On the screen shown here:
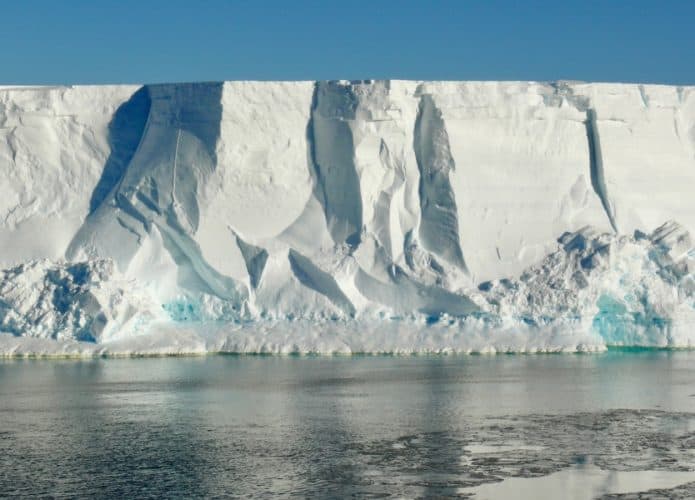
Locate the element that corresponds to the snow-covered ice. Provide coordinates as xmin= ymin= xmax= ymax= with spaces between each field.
xmin=1 ymin=80 xmax=694 ymax=355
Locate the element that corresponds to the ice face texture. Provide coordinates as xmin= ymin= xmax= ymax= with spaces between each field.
xmin=0 ymin=81 xmax=694 ymax=353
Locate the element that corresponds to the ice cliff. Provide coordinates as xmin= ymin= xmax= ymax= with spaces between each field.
xmin=1 ymin=80 xmax=694 ymax=354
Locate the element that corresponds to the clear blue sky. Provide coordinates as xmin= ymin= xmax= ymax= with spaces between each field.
xmin=2 ymin=0 xmax=693 ymax=85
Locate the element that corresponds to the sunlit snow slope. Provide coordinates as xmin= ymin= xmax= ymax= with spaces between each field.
xmin=1 ymin=81 xmax=694 ymax=354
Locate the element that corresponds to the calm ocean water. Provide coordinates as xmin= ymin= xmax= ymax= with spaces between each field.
xmin=3 ymin=352 xmax=695 ymax=498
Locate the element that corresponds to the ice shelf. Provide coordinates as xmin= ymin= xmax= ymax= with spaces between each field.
xmin=1 ymin=80 xmax=694 ymax=353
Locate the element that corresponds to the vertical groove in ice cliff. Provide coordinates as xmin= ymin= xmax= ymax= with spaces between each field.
xmin=549 ymin=82 xmax=618 ymax=235
xmin=88 ymin=86 xmax=151 ymax=215
xmin=585 ymin=108 xmax=619 ymax=233
xmin=372 ymin=139 xmax=406 ymax=260
xmin=70 ymin=83 xmax=248 ymax=303
xmin=307 ymin=82 xmax=363 ymax=249
xmin=413 ymin=94 xmax=468 ymax=272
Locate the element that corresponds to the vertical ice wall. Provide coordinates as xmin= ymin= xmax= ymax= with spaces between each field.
xmin=0 ymin=80 xmax=693 ymax=324
xmin=0 ymin=85 xmax=140 ymax=264
xmin=426 ymin=81 xmax=616 ymax=282
xmin=308 ymin=81 xmax=364 ymax=248
xmin=575 ymin=83 xmax=695 ymax=234
xmin=413 ymin=93 xmax=468 ymax=272
xmin=68 ymin=83 xmax=247 ymax=305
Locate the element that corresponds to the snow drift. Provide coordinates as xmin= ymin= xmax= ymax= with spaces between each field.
xmin=1 ymin=80 xmax=694 ymax=354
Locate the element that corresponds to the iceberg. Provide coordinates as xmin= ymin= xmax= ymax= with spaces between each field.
xmin=1 ymin=80 xmax=693 ymax=355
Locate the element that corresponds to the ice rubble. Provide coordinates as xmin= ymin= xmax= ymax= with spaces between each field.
xmin=0 ymin=80 xmax=694 ymax=354
xmin=473 ymin=221 xmax=695 ymax=347
xmin=0 ymin=259 xmax=164 ymax=343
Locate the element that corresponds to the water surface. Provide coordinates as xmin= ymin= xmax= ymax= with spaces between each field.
xmin=3 ymin=351 xmax=695 ymax=497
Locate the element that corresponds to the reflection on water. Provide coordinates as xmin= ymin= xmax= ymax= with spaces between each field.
xmin=462 ymin=464 xmax=695 ymax=499
xmin=2 ymin=351 xmax=695 ymax=497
